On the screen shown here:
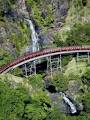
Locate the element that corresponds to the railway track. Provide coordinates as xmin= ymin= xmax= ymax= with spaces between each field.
xmin=0 ymin=46 xmax=90 ymax=73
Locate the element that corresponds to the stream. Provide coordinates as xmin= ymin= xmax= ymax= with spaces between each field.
xmin=44 ymin=79 xmax=78 ymax=115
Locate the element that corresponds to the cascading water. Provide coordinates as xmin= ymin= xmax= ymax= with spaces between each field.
xmin=26 ymin=19 xmax=39 ymax=52
xmin=60 ymin=92 xmax=77 ymax=114
xmin=45 ymin=80 xmax=77 ymax=114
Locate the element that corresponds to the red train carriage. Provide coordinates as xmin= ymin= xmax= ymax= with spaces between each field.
xmin=0 ymin=46 xmax=90 ymax=73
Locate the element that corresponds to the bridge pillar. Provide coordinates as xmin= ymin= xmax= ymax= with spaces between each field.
xmin=34 ymin=61 xmax=36 ymax=75
xmin=60 ymin=54 xmax=62 ymax=71
xmin=76 ymin=52 xmax=79 ymax=62
xmin=47 ymin=55 xmax=62 ymax=77
xmin=88 ymin=52 xmax=90 ymax=63
xmin=47 ymin=56 xmax=52 ymax=77
xmin=24 ymin=63 xmax=28 ymax=77
xmin=76 ymin=52 xmax=90 ymax=63
xmin=23 ymin=61 xmax=36 ymax=77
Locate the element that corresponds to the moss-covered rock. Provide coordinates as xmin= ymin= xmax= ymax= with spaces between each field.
xmin=0 ymin=0 xmax=31 ymax=66
xmin=53 ymin=0 xmax=90 ymax=47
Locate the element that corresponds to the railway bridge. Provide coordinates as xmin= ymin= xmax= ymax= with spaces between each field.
xmin=0 ymin=46 xmax=90 ymax=76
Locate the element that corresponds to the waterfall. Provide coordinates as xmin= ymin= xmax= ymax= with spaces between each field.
xmin=60 ymin=92 xmax=77 ymax=114
xmin=45 ymin=80 xmax=77 ymax=114
xmin=26 ymin=19 xmax=39 ymax=52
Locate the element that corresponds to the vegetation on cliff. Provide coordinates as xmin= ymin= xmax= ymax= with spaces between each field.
xmin=0 ymin=0 xmax=31 ymax=66
xmin=0 ymin=74 xmax=51 ymax=120
xmin=0 ymin=0 xmax=90 ymax=119
xmin=0 ymin=63 xmax=90 ymax=120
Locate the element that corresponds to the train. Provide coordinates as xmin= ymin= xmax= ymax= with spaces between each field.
xmin=0 ymin=45 xmax=90 ymax=73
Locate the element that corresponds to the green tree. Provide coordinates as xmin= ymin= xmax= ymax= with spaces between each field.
xmin=28 ymin=74 xmax=44 ymax=90
xmin=51 ymin=73 xmax=68 ymax=92
xmin=0 ymin=74 xmax=51 ymax=120
xmin=0 ymin=49 xmax=14 ymax=66
xmin=0 ymin=81 xmax=31 ymax=120
xmin=66 ymin=23 xmax=90 ymax=46
xmin=46 ymin=110 xmax=67 ymax=120
xmin=81 ymin=69 xmax=90 ymax=85
xmin=25 ymin=91 xmax=51 ymax=120
xmin=82 ymin=92 xmax=90 ymax=113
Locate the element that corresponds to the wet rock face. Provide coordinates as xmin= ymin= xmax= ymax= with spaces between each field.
xmin=0 ymin=26 xmax=17 ymax=56
xmin=42 ymin=0 xmax=68 ymax=48
xmin=42 ymin=0 xmax=68 ymax=25
xmin=0 ymin=27 xmax=6 ymax=46
xmin=0 ymin=0 xmax=31 ymax=58
xmin=53 ymin=0 xmax=68 ymax=24
xmin=16 ymin=0 xmax=29 ymax=18
xmin=52 ymin=0 xmax=68 ymax=27
xmin=39 ymin=0 xmax=68 ymax=28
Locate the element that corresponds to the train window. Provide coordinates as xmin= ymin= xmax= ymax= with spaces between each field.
xmin=66 ymin=47 xmax=70 ymax=51
xmin=43 ymin=50 xmax=45 ymax=54
xmin=10 ymin=62 xmax=15 ymax=66
xmin=51 ymin=49 xmax=55 ymax=52
xmin=56 ymin=48 xmax=60 ymax=52
xmin=64 ymin=47 xmax=67 ymax=50
xmin=54 ymin=48 xmax=58 ymax=52
xmin=42 ymin=50 xmax=46 ymax=54
xmin=38 ymin=51 xmax=43 ymax=56
xmin=44 ymin=49 xmax=49 ymax=54
xmin=58 ymin=48 xmax=61 ymax=52
xmin=36 ymin=52 xmax=41 ymax=56
xmin=65 ymin=47 xmax=69 ymax=51
xmin=68 ymin=47 xmax=72 ymax=50
xmin=82 ymin=46 xmax=87 ymax=49
xmin=31 ymin=53 xmax=33 ymax=57
xmin=77 ymin=46 xmax=80 ymax=49
xmin=30 ymin=54 xmax=33 ymax=58
xmin=72 ymin=46 xmax=75 ymax=50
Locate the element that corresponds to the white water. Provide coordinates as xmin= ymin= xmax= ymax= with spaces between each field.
xmin=26 ymin=19 xmax=39 ymax=52
xmin=60 ymin=92 xmax=77 ymax=114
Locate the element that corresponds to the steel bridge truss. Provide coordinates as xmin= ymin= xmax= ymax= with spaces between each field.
xmin=76 ymin=52 xmax=89 ymax=62
xmin=21 ymin=52 xmax=90 ymax=77
xmin=22 ymin=61 xmax=36 ymax=77
xmin=47 ymin=55 xmax=62 ymax=77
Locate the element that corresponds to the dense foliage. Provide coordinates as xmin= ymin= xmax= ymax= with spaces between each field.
xmin=0 ymin=75 xmax=51 ymax=120
xmin=81 ymin=68 xmax=90 ymax=85
xmin=26 ymin=0 xmax=54 ymax=29
xmin=53 ymin=23 xmax=90 ymax=47
xmin=51 ymin=73 xmax=68 ymax=92
xmin=0 ymin=49 xmax=14 ymax=66
xmin=66 ymin=23 xmax=90 ymax=46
